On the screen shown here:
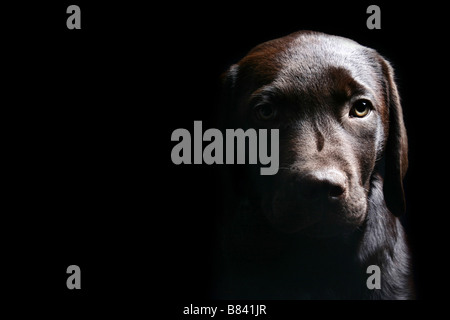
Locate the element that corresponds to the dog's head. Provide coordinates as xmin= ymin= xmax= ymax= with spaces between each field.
xmin=222 ymin=31 xmax=407 ymax=237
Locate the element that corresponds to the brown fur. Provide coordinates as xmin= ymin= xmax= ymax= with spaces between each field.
xmin=216 ymin=31 xmax=414 ymax=299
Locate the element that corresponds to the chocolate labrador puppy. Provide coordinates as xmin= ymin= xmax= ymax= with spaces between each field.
xmin=216 ymin=31 xmax=414 ymax=299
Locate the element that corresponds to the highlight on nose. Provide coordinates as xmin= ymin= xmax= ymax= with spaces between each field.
xmin=297 ymin=169 xmax=347 ymax=201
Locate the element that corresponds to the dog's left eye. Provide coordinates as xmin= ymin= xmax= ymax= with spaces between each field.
xmin=350 ymin=100 xmax=372 ymax=118
xmin=255 ymin=104 xmax=277 ymax=121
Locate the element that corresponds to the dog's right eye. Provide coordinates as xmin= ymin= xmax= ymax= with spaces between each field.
xmin=350 ymin=99 xmax=372 ymax=118
xmin=255 ymin=104 xmax=277 ymax=121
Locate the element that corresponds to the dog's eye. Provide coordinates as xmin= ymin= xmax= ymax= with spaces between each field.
xmin=350 ymin=100 xmax=372 ymax=118
xmin=255 ymin=104 xmax=277 ymax=121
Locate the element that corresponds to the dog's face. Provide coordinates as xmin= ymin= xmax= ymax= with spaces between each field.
xmin=223 ymin=31 xmax=407 ymax=237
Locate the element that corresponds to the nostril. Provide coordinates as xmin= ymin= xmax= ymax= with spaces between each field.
xmin=301 ymin=184 xmax=322 ymax=200
xmin=297 ymin=169 xmax=347 ymax=201
xmin=329 ymin=185 xmax=345 ymax=198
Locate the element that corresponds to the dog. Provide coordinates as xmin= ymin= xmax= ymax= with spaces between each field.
xmin=216 ymin=31 xmax=414 ymax=299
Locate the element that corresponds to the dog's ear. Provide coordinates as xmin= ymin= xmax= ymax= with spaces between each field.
xmin=219 ymin=64 xmax=247 ymax=198
xmin=219 ymin=64 xmax=240 ymax=129
xmin=380 ymin=57 xmax=408 ymax=216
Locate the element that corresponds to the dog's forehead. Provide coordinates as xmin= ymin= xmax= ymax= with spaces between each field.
xmin=281 ymin=32 xmax=366 ymax=68
xmin=240 ymin=32 xmax=381 ymax=99
xmin=280 ymin=34 xmax=375 ymax=85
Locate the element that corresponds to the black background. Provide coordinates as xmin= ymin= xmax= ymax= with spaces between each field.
xmin=6 ymin=0 xmax=449 ymax=316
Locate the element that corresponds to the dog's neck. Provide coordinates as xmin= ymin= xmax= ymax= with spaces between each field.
xmin=220 ymin=174 xmax=413 ymax=299
xmin=356 ymin=173 xmax=414 ymax=299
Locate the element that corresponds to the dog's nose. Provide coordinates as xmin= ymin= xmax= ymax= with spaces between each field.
xmin=298 ymin=169 xmax=347 ymax=201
